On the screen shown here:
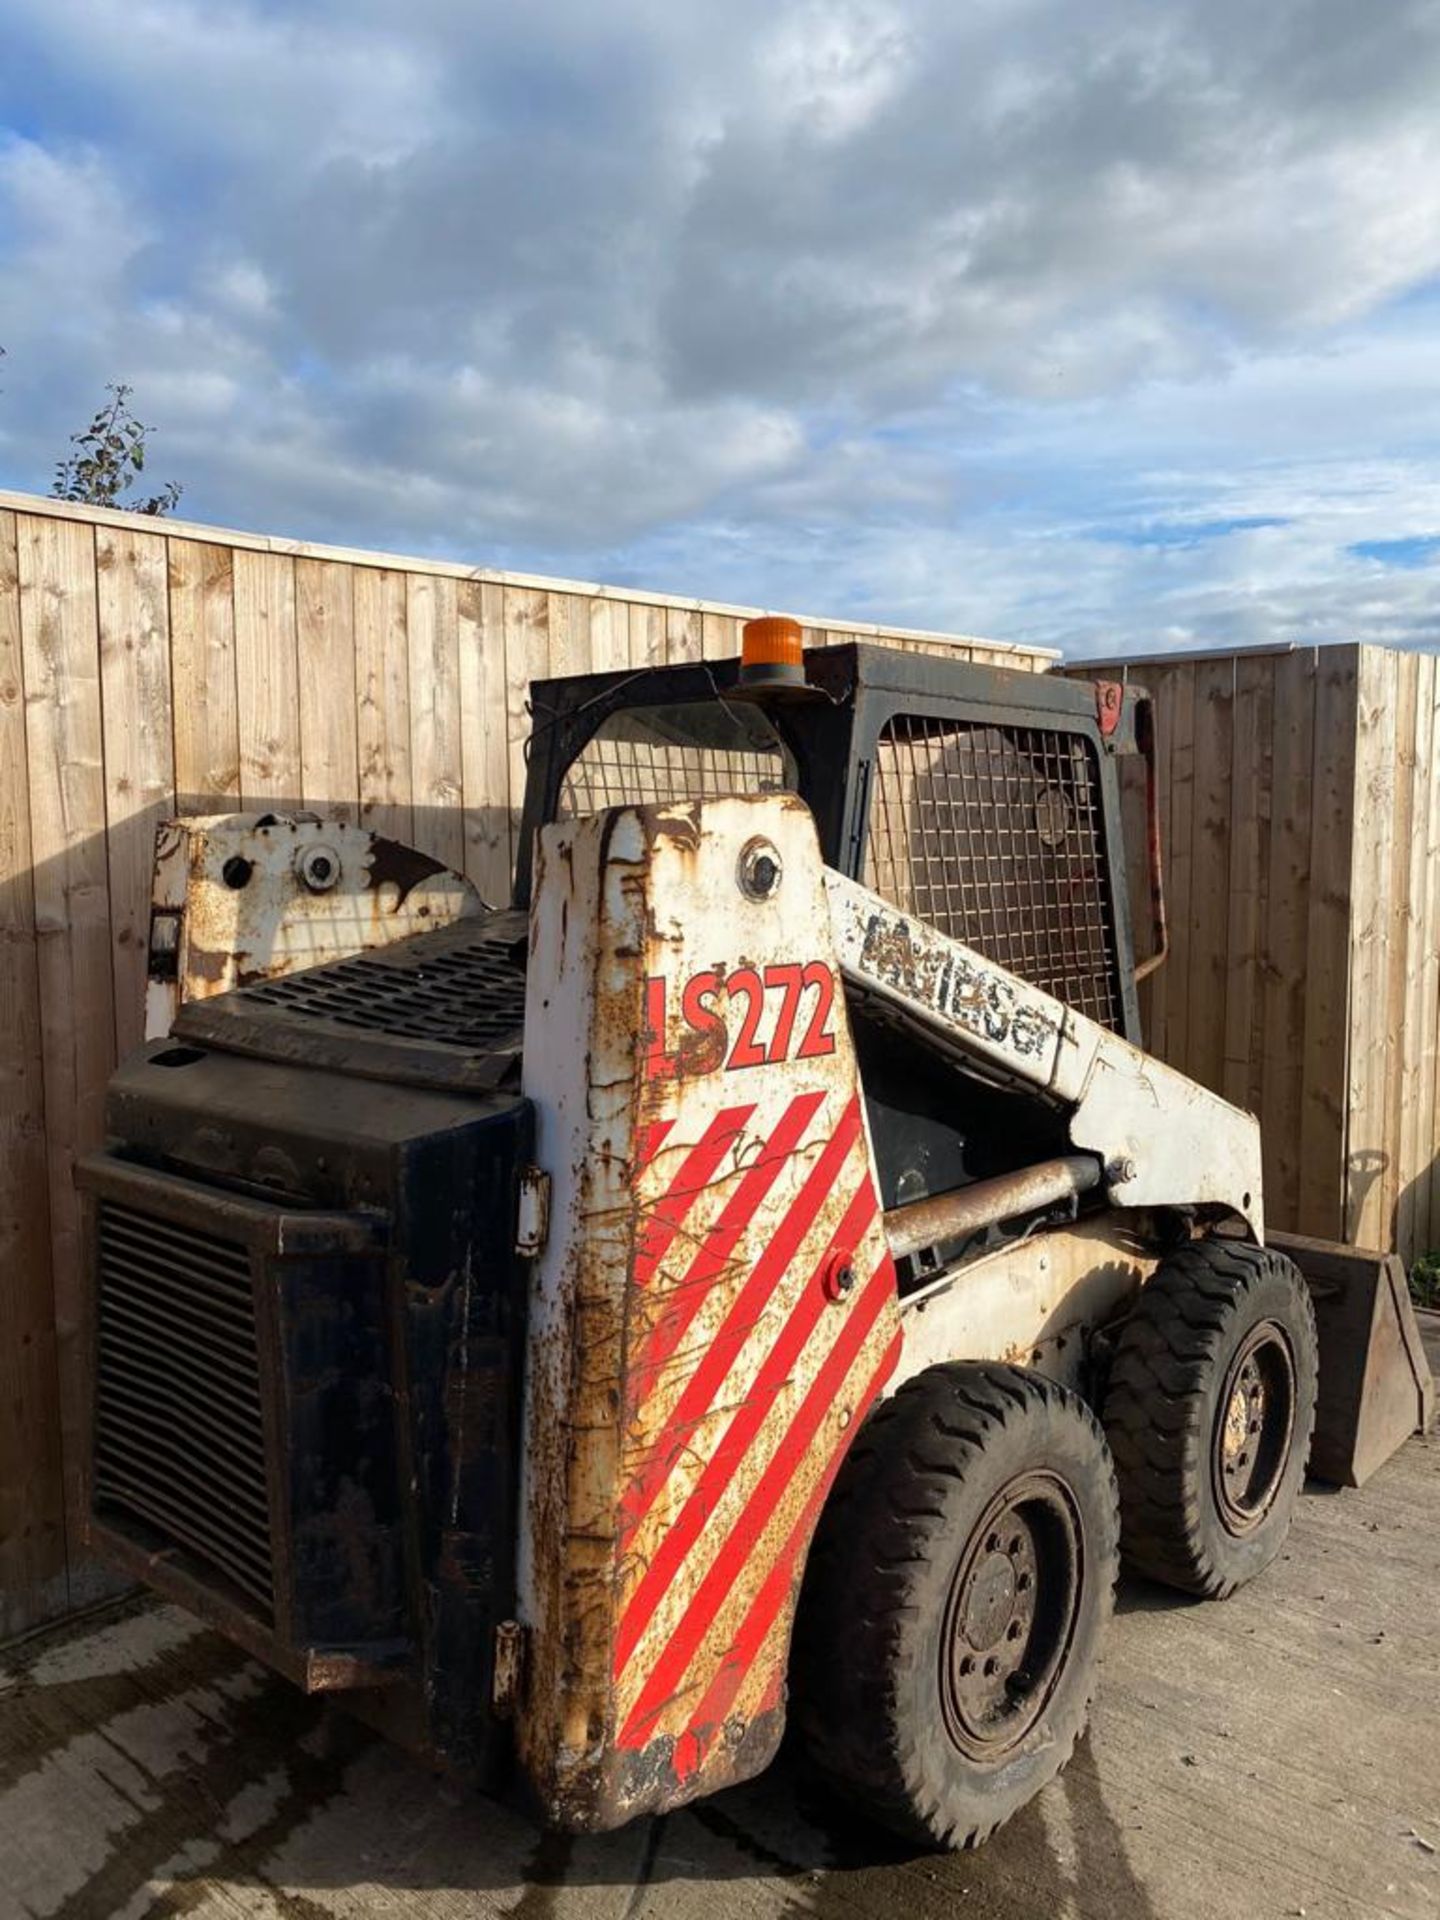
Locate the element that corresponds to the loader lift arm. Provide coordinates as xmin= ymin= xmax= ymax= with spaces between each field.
xmin=824 ymin=868 xmax=1264 ymax=1240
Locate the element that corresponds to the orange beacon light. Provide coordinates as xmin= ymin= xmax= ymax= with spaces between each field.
xmin=739 ymin=615 xmax=807 ymax=690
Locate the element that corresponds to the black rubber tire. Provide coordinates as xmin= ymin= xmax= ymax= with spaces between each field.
xmin=792 ymin=1362 xmax=1119 ymax=1850
xmin=1103 ymin=1236 xmax=1319 ymax=1599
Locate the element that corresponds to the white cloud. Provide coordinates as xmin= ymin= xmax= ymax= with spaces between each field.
xmin=761 ymin=1 xmax=916 ymax=139
xmin=205 ymin=259 xmax=275 ymax=321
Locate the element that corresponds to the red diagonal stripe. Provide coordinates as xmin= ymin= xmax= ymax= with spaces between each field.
xmin=634 ymin=1118 xmax=675 ymax=1173
xmin=614 ymin=1178 xmax=881 ymax=1702
xmin=617 ymin=1094 xmax=864 ymax=1560
xmin=619 ymin=1244 xmax=895 ymax=1746
xmin=672 ymin=1315 xmax=903 ymax=1781
xmin=625 ymin=1089 xmax=827 ymax=1416
xmin=632 ymin=1105 xmax=755 ymax=1287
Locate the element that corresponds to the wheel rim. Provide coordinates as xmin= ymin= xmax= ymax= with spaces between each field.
xmin=939 ymin=1471 xmax=1083 ymax=1764
xmin=1211 ymin=1321 xmax=1297 ymax=1535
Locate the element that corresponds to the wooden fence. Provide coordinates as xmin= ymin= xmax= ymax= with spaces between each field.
xmin=1082 ymin=644 xmax=1440 ymax=1271
xmin=0 ymin=489 xmax=1049 ymax=1640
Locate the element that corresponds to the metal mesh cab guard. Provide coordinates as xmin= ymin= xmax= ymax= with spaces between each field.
xmin=866 ymin=713 xmax=1124 ymax=1030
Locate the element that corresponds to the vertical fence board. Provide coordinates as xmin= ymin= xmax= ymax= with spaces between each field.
xmin=1297 ymin=647 xmax=1360 ymax=1242
xmin=629 ymin=603 xmax=665 ymax=670
xmin=1161 ymin=665 xmax=1196 ymax=1074
xmin=1222 ymin=655 xmax=1273 ymax=1113
xmin=1420 ymin=665 xmax=1440 ymax=1259
xmin=168 ymin=540 xmax=239 ymax=807
xmin=1345 ymin=649 xmax=1399 ymax=1247
xmin=665 ymin=606 xmax=703 ymax=664
xmin=1396 ymin=653 xmax=1435 ymax=1262
xmin=546 ymin=591 xmax=591 ymax=681
xmin=17 ymin=513 xmax=115 ymax=1532
xmin=234 ymin=551 xmax=300 ymax=802
xmin=702 ymin=610 xmax=741 ymax=661
xmin=1259 ymin=650 xmax=1318 ymax=1232
xmin=458 ymin=579 xmax=512 ymax=905
xmin=1138 ymin=664 xmax=1175 ymax=1058
xmin=588 ymin=598 xmax=630 ymax=675
xmin=504 ymin=587 xmax=549 ymax=875
xmin=406 ymin=574 xmax=465 ymax=874
xmin=1186 ymin=659 xmax=1235 ymax=1096
xmin=297 ymin=559 xmax=358 ymax=817
xmin=0 ymin=511 xmax=66 ymax=1635
xmin=1380 ymin=653 xmax=1420 ymax=1248
xmin=96 ymin=525 xmax=175 ymax=1059
xmin=353 ymin=569 xmax=412 ymax=845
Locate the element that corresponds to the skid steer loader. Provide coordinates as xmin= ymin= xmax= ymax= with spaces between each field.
xmin=78 ymin=620 xmax=1432 ymax=1848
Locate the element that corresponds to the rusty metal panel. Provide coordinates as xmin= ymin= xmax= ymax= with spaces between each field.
xmin=145 ymin=812 xmax=479 ymax=1037
xmin=1269 ymin=1231 xmax=1435 ymax=1486
xmin=518 ymin=795 xmax=901 ymax=1830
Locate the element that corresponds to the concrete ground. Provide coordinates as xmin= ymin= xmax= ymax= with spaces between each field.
xmin=4 ymin=1337 xmax=1437 ymax=1920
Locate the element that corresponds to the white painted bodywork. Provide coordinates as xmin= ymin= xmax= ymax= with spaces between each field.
xmin=145 ymin=813 xmax=479 ymax=1036
xmin=892 ymin=1216 xmax=1162 ymax=1396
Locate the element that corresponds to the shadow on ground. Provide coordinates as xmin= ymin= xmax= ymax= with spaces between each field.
xmin=0 ymin=1581 xmax=1164 ymax=1920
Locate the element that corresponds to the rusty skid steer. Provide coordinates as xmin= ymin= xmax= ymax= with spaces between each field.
xmin=78 ymin=623 xmax=1433 ymax=1848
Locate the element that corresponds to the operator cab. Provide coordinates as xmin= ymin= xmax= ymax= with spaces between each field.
xmin=520 ymin=633 xmax=1155 ymax=1251
xmin=520 ymin=637 xmax=1147 ymax=1045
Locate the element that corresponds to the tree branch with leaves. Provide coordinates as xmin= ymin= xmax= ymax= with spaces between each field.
xmin=51 ymin=383 xmax=182 ymax=516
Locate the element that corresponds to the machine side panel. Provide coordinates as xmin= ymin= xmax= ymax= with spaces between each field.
xmin=146 ymin=812 xmax=479 ymax=1035
xmin=518 ymin=797 xmax=901 ymax=1830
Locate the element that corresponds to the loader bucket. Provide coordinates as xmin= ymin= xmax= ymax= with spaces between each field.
xmin=1270 ymin=1231 xmax=1435 ymax=1487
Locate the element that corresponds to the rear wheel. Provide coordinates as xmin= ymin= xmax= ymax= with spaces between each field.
xmin=1103 ymin=1236 xmax=1318 ymax=1598
xmin=792 ymin=1363 xmax=1119 ymax=1850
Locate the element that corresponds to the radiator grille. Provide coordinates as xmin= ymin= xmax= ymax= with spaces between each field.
xmin=94 ymin=1202 xmax=274 ymax=1618
xmin=866 ymin=715 xmax=1123 ymax=1029
xmin=237 ymin=922 xmax=527 ymax=1049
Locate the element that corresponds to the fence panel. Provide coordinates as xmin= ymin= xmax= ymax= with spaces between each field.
xmin=1069 ymin=643 xmax=1440 ymax=1265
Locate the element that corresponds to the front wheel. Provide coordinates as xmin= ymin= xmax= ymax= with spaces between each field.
xmin=792 ymin=1363 xmax=1120 ymax=1850
xmin=1103 ymin=1236 xmax=1319 ymax=1598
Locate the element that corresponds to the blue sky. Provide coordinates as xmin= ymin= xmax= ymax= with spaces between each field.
xmin=1 ymin=0 xmax=1439 ymax=657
